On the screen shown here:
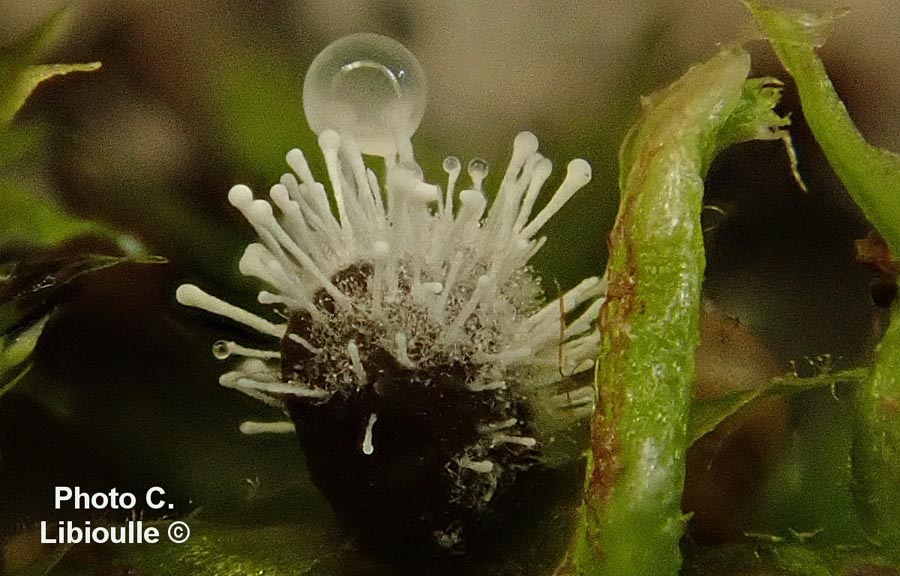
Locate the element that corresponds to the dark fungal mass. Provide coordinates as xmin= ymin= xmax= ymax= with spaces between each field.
xmin=281 ymin=264 xmax=543 ymax=562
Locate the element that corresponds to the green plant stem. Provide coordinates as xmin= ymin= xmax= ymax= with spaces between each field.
xmin=745 ymin=1 xmax=900 ymax=255
xmin=853 ymin=303 xmax=900 ymax=544
xmin=575 ymin=49 xmax=753 ymax=576
xmin=746 ymin=0 xmax=900 ymax=546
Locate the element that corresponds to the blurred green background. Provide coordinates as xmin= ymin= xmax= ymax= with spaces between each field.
xmin=2 ymin=0 xmax=900 ymax=574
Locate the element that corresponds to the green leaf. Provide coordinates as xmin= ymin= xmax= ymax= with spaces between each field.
xmin=717 ymin=76 xmax=806 ymax=190
xmin=746 ymin=0 xmax=900 ymax=546
xmin=0 ymin=180 xmax=144 ymax=255
xmin=0 ymin=253 xmax=166 ymax=333
xmin=716 ymin=77 xmax=789 ymax=150
xmin=688 ymin=368 xmax=868 ymax=445
xmin=0 ymin=315 xmax=47 ymax=399
xmin=0 ymin=14 xmax=116 ymax=256
xmin=853 ymin=303 xmax=900 ymax=543
xmin=575 ymin=48 xmax=782 ymax=576
xmin=0 ymin=253 xmax=166 ymax=395
xmin=0 ymin=61 xmax=101 ymax=125
xmin=745 ymin=0 xmax=900 ymax=254
xmin=685 ymin=540 xmax=900 ymax=576
xmin=0 ymin=9 xmax=100 ymax=126
xmin=100 ymin=522 xmax=338 ymax=576
xmin=4 ymin=520 xmax=398 ymax=576
xmin=574 ymin=45 xmax=796 ymax=575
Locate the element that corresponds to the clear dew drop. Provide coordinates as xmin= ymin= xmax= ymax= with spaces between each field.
xmin=303 ymin=33 xmax=427 ymax=157
xmin=212 ymin=340 xmax=231 ymax=360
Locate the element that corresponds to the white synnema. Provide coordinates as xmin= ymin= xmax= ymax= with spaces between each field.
xmin=176 ymin=129 xmax=603 ymax=449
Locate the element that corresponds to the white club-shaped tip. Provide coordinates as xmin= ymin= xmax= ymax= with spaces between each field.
xmin=228 ymin=184 xmax=254 ymax=208
xmin=514 ymin=131 xmax=540 ymax=155
xmin=286 ymin=148 xmax=303 ymax=163
xmin=567 ymin=158 xmax=592 ymax=186
xmin=249 ymin=199 xmax=275 ymax=221
xmin=270 ymin=183 xmax=290 ymax=204
xmin=175 ymin=284 xmax=203 ymax=306
xmin=443 ymin=156 xmax=461 ymax=174
xmin=318 ymin=129 xmax=341 ymax=152
xmin=535 ymin=158 xmax=553 ymax=179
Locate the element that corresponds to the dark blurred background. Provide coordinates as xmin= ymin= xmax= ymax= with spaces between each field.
xmin=2 ymin=0 xmax=900 ymax=572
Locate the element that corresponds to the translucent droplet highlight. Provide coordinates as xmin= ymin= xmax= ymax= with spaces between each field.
xmin=303 ymin=33 xmax=427 ymax=157
xmin=212 ymin=340 xmax=231 ymax=360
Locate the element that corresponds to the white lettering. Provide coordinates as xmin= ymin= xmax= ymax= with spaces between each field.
xmin=52 ymin=487 xmax=139 ymax=510
xmin=146 ymin=487 xmax=166 ymax=509
xmin=39 ymin=520 xmax=165 ymax=545
xmin=54 ymin=487 xmax=72 ymax=510
xmin=119 ymin=491 xmax=136 ymax=509
xmin=40 ymin=521 xmax=56 ymax=544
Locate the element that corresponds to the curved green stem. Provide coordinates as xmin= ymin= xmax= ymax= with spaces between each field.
xmin=854 ymin=305 xmax=900 ymax=544
xmin=745 ymin=1 xmax=900 ymax=255
xmin=574 ymin=48 xmax=790 ymax=575
xmin=746 ymin=0 xmax=900 ymax=545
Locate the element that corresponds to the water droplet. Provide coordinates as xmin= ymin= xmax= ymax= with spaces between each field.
xmin=212 ymin=340 xmax=231 ymax=360
xmin=303 ymin=33 xmax=427 ymax=157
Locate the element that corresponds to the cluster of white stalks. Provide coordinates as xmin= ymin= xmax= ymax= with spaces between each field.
xmin=176 ymin=128 xmax=604 ymax=465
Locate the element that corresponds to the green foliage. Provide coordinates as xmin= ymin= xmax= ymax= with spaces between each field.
xmin=6 ymin=4 xmax=900 ymax=576
xmin=85 ymin=522 xmax=337 ymax=576
xmin=747 ymin=0 xmax=900 ymax=550
xmin=685 ymin=541 xmax=900 ymax=576
xmin=0 ymin=180 xmax=143 ymax=254
xmin=4 ymin=522 xmax=339 ymax=576
xmin=0 ymin=13 xmax=160 ymax=398
xmin=0 ymin=61 xmax=100 ymax=125
xmin=571 ymin=4 xmax=900 ymax=571
xmin=745 ymin=1 xmax=900 ymax=255
xmin=0 ymin=9 xmax=100 ymax=126
xmin=0 ymin=10 xmax=98 ymax=175
xmin=0 ymin=253 xmax=165 ymax=397
xmin=0 ymin=315 xmax=47 ymax=398
xmin=574 ymin=48 xmax=793 ymax=576
xmin=715 ymin=77 xmax=789 ymax=152
xmin=854 ymin=305 xmax=900 ymax=543
xmin=688 ymin=368 xmax=866 ymax=444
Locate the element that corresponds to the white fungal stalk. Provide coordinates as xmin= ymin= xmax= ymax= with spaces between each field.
xmin=176 ymin=128 xmax=602 ymax=428
xmin=176 ymin=32 xmax=605 ymax=554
